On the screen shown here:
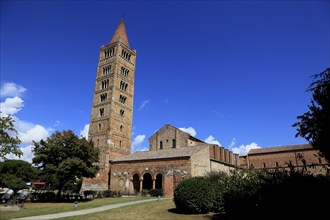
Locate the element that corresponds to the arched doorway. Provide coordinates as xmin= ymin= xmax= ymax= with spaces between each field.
xmin=155 ymin=173 xmax=163 ymax=189
xmin=142 ymin=173 xmax=152 ymax=190
xmin=132 ymin=174 xmax=140 ymax=193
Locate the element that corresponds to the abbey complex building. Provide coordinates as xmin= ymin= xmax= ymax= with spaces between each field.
xmin=80 ymin=19 xmax=328 ymax=197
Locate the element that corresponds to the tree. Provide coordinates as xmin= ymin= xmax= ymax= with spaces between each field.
xmin=293 ymin=67 xmax=330 ymax=161
xmin=0 ymin=159 xmax=40 ymax=193
xmin=32 ymin=130 xmax=99 ymax=197
xmin=0 ymin=114 xmax=22 ymax=160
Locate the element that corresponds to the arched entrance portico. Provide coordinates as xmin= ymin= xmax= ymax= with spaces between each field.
xmin=142 ymin=173 xmax=152 ymax=190
xmin=155 ymin=173 xmax=163 ymax=189
xmin=132 ymin=174 xmax=140 ymax=193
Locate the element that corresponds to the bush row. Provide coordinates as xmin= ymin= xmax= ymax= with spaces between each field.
xmin=173 ymin=168 xmax=330 ymax=218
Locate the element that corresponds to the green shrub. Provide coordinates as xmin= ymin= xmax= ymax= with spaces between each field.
xmin=205 ymin=171 xmax=228 ymax=213
xmin=255 ymin=171 xmax=330 ymax=218
xmin=83 ymin=190 xmax=97 ymax=198
xmin=141 ymin=189 xmax=149 ymax=197
xmin=30 ymin=191 xmax=56 ymax=202
xmin=174 ymin=176 xmax=215 ymax=214
xmin=149 ymin=189 xmax=162 ymax=197
xmin=222 ymin=168 xmax=265 ymax=218
xmin=102 ymin=190 xmax=112 ymax=197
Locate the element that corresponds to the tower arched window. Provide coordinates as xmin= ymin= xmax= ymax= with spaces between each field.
xmin=120 ymin=125 xmax=123 ymax=132
xmin=119 ymin=95 xmax=127 ymax=104
xmin=103 ymin=65 xmax=111 ymax=76
xmin=160 ymin=141 xmax=163 ymax=150
xmin=121 ymin=67 xmax=129 ymax=78
xmin=104 ymin=48 xmax=114 ymax=58
xmin=99 ymin=108 xmax=104 ymax=116
xmin=100 ymin=93 xmax=107 ymax=102
xmin=121 ymin=49 xmax=131 ymax=62
xmin=120 ymin=109 xmax=125 ymax=117
xmin=172 ymin=139 xmax=176 ymax=148
xmin=98 ymin=123 xmax=101 ymax=131
xmin=101 ymin=79 xmax=109 ymax=90
xmin=120 ymin=81 xmax=128 ymax=91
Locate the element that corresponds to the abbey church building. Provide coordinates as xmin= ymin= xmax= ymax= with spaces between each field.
xmin=81 ymin=19 xmax=328 ymax=197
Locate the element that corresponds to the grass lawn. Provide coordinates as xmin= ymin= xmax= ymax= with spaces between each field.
xmin=0 ymin=196 xmax=153 ymax=220
xmin=0 ymin=197 xmax=214 ymax=220
xmin=58 ymin=198 xmax=212 ymax=220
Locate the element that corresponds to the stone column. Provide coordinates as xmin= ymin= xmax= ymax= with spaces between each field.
xmin=129 ymin=178 xmax=134 ymax=194
xmin=140 ymin=178 xmax=143 ymax=192
xmin=152 ymin=179 xmax=156 ymax=189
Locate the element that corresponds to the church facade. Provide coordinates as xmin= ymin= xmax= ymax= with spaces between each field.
xmin=81 ymin=19 xmax=328 ymax=196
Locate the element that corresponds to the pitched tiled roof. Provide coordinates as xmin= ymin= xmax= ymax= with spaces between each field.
xmin=111 ymin=145 xmax=208 ymax=162
xmin=248 ymin=144 xmax=313 ymax=155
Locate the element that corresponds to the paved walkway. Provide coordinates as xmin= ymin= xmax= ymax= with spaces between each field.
xmin=11 ymin=198 xmax=164 ymax=220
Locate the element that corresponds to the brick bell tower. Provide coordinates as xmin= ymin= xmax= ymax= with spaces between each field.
xmin=81 ymin=19 xmax=136 ymax=192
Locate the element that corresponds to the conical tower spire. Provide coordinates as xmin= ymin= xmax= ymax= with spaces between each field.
xmin=110 ymin=18 xmax=130 ymax=47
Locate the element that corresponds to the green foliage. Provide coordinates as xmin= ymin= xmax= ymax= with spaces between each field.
xmin=293 ymin=67 xmax=330 ymax=161
xmin=205 ymin=171 xmax=228 ymax=213
xmin=218 ymin=168 xmax=330 ymax=219
xmin=83 ymin=190 xmax=97 ymax=198
xmin=0 ymin=160 xmax=40 ymax=192
xmin=32 ymin=130 xmax=100 ymax=197
xmin=174 ymin=176 xmax=216 ymax=214
xmin=173 ymin=168 xmax=330 ymax=218
xmin=255 ymin=171 xmax=330 ymax=218
xmin=30 ymin=191 xmax=57 ymax=202
xmin=221 ymin=168 xmax=266 ymax=217
xmin=149 ymin=188 xmax=163 ymax=197
xmin=0 ymin=114 xmax=22 ymax=160
xmin=141 ymin=189 xmax=149 ymax=197
xmin=102 ymin=190 xmax=112 ymax=198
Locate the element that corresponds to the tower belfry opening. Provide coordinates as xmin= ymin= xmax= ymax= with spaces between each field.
xmin=81 ymin=19 xmax=136 ymax=192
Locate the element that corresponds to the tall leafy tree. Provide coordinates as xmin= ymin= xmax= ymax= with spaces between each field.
xmin=0 ymin=159 xmax=40 ymax=193
xmin=32 ymin=130 xmax=99 ymax=197
xmin=0 ymin=114 xmax=22 ymax=160
xmin=293 ymin=68 xmax=330 ymax=161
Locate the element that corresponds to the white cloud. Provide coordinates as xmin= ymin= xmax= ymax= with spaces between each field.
xmin=0 ymin=82 xmax=52 ymax=163
xmin=18 ymin=124 xmax=49 ymax=144
xmin=53 ymin=120 xmax=62 ymax=127
xmin=179 ymin=127 xmax=196 ymax=137
xmin=232 ymin=142 xmax=262 ymax=156
xmin=7 ymin=145 xmax=34 ymax=163
xmin=0 ymin=96 xmax=24 ymax=116
xmin=0 ymin=82 xmax=27 ymax=98
xmin=132 ymin=134 xmax=147 ymax=152
xmin=228 ymin=138 xmax=236 ymax=150
xmin=204 ymin=135 xmax=221 ymax=146
xmin=138 ymin=100 xmax=150 ymax=111
xmin=80 ymin=124 xmax=89 ymax=140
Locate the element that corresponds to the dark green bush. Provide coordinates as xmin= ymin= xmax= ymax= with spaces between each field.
xmin=149 ymin=189 xmax=162 ymax=197
xmin=205 ymin=171 xmax=228 ymax=213
xmin=221 ymin=168 xmax=330 ymax=219
xmin=102 ymin=190 xmax=112 ymax=197
xmin=141 ymin=189 xmax=149 ymax=197
xmin=255 ymin=171 xmax=330 ymax=218
xmin=174 ymin=176 xmax=216 ymax=214
xmin=30 ymin=191 xmax=56 ymax=202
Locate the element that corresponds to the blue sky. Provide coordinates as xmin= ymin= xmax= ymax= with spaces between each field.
xmin=1 ymin=0 xmax=329 ymax=162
